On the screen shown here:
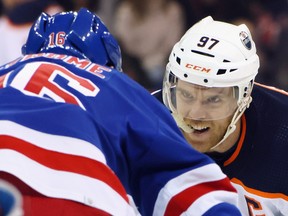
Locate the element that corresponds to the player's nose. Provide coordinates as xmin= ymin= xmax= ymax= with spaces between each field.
xmin=186 ymin=101 xmax=207 ymax=120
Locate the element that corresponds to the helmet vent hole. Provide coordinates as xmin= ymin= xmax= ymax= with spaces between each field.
xmin=217 ymin=69 xmax=226 ymax=75
xmin=204 ymin=79 xmax=208 ymax=83
xmin=184 ymin=73 xmax=188 ymax=78
xmin=180 ymin=48 xmax=184 ymax=52
xmin=229 ymin=69 xmax=237 ymax=72
xmin=176 ymin=57 xmax=181 ymax=65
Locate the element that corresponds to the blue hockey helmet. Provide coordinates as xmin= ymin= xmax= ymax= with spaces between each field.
xmin=22 ymin=8 xmax=122 ymax=71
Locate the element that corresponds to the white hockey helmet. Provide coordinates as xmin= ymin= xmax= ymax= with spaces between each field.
xmin=163 ymin=16 xmax=260 ymax=147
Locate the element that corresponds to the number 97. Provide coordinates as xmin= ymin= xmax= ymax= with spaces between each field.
xmin=197 ymin=37 xmax=219 ymax=50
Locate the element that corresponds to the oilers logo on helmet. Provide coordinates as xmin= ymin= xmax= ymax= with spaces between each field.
xmin=239 ymin=31 xmax=252 ymax=50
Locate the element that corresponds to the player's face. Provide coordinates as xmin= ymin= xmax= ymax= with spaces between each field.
xmin=174 ymin=81 xmax=238 ymax=152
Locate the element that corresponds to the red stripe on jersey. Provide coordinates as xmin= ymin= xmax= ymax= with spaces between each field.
xmin=0 ymin=135 xmax=128 ymax=203
xmin=0 ymin=74 xmax=7 ymax=88
xmin=164 ymin=177 xmax=236 ymax=216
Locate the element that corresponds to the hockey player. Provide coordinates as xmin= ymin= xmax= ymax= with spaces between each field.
xmin=0 ymin=8 xmax=241 ymax=216
xmin=153 ymin=16 xmax=288 ymax=215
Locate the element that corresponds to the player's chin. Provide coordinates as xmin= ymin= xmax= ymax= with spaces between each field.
xmin=183 ymin=134 xmax=212 ymax=153
xmin=192 ymin=143 xmax=211 ymax=153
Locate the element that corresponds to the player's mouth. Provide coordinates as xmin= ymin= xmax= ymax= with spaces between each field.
xmin=188 ymin=124 xmax=210 ymax=134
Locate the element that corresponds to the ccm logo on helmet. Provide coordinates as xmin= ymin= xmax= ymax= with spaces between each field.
xmin=185 ymin=64 xmax=211 ymax=73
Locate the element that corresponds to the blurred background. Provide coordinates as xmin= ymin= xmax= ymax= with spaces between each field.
xmin=0 ymin=0 xmax=287 ymax=92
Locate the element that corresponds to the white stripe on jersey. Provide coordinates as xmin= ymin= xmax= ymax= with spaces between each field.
xmin=153 ymin=163 xmax=238 ymax=216
xmin=182 ymin=190 xmax=239 ymax=216
xmin=0 ymin=120 xmax=136 ymax=216
xmin=0 ymin=120 xmax=106 ymax=163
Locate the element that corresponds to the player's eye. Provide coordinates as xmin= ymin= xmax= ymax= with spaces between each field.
xmin=206 ymin=96 xmax=221 ymax=104
xmin=179 ymin=89 xmax=194 ymax=100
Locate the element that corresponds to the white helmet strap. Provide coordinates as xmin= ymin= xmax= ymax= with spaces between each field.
xmin=210 ymin=95 xmax=252 ymax=150
xmin=172 ymin=113 xmax=193 ymax=133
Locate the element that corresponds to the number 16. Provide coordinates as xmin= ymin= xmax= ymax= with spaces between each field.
xmin=48 ymin=32 xmax=66 ymax=47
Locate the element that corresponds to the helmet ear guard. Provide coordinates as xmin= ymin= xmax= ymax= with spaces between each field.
xmin=102 ymin=33 xmax=122 ymax=71
xmin=22 ymin=8 xmax=122 ymax=71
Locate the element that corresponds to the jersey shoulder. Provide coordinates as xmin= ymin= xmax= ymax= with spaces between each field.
xmin=252 ymin=83 xmax=288 ymax=109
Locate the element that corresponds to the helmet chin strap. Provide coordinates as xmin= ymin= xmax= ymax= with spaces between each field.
xmin=172 ymin=113 xmax=193 ymax=133
xmin=210 ymin=96 xmax=252 ymax=151
xmin=210 ymin=108 xmax=242 ymax=150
